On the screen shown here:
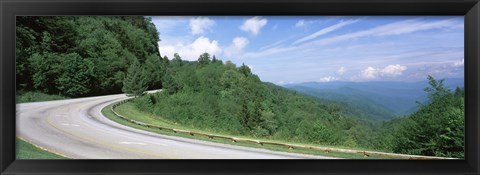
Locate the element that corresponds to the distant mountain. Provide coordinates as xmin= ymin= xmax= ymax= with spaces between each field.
xmin=284 ymin=78 xmax=464 ymax=120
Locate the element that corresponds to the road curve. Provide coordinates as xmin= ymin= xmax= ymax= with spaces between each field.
xmin=17 ymin=94 xmax=337 ymax=159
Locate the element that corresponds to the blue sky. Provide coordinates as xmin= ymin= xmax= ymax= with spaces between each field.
xmin=150 ymin=16 xmax=464 ymax=85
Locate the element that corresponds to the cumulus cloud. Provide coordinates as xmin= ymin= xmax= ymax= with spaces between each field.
xmin=337 ymin=66 xmax=347 ymax=75
xmin=295 ymin=20 xmax=306 ymax=28
xmin=158 ymin=36 xmax=221 ymax=61
xmin=240 ymin=16 xmax=268 ymax=35
xmin=361 ymin=67 xmax=379 ymax=79
xmin=360 ymin=64 xmax=407 ymax=79
xmin=381 ymin=64 xmax=408 ymax=77
xmin=224 ymin=37 xmax=249 ymax=58
xmin=453 ymin=58 xmax=464 ymax=67
xmin=319 ymin=76 xmax=339 ymax=82
xmin=190 ymin=17 xmax=215 ymax=35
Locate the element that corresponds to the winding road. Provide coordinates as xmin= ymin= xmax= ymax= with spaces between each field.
xmin=16 ymin=93 xmax=336 ymax=159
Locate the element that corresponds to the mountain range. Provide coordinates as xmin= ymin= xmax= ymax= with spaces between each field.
xmin=283 ymin=78 xmax=464 ymax=121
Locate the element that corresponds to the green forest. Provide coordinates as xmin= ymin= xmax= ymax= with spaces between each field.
xmin=16 ymin=16 xmax=163 ymax=97
xmin=16 ymin=16 xmax=465 ymax=158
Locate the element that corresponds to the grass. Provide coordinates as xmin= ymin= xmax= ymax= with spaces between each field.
xmin=16 ymin=137 xmax=67 ymax=159
xmin=16 ymin=91 xmax=69 ymax=103
xmin=103 ymin=102 xmax=397 ymax=159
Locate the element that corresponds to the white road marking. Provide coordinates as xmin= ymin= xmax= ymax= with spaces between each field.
xmin=60 ymin=123 xmax=80 ymax=127
xmin=119 ymin=141 xmax=147 ymax=145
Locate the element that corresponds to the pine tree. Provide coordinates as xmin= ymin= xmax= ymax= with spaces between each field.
xmin=122 ymin=61 xmax=148 ymax=97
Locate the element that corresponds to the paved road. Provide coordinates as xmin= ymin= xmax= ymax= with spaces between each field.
xmin=17 ymin=94 xmax=337 ymax=159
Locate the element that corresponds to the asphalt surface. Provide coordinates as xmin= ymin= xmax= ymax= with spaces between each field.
xmin=16 ymin=93 xmax=337 ymax=159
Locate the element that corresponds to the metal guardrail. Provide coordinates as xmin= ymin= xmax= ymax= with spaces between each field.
xmin=111 ymin=99 xmax=458 ymax=160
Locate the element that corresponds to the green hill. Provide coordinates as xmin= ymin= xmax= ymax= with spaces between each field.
xmin=16 ymin=16 xmax=164 ymax=97
xmin=133 ymin=55 xmax=375 ymax=147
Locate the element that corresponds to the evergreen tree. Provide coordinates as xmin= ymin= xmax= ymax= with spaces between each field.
xmin=122 ymin=62 xmax=148 ymax=97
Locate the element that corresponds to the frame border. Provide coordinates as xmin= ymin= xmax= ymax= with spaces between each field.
xmin=1 ymin=0 xmax=479 ymax=174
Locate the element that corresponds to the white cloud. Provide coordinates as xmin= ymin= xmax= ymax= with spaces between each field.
xmin=293 ymin=19 xmax=360 ymax=45
xmin=158 ymin=36 xmax=221 ymax=61
xmin=243 ymin=46 xmax=299 ymax=59
xmin=190 ymin=17 xmax=215 ymax=35
xmin=150 ymin=16 xmax=189 ymax=34
xmin=361 ymin=67 xmax=379 ymax=79
xmin=259 ymin=40 xmax=285 ymax=51
xmin=359 ymin=64 xmax=407 ymax=79
xmin=381 ymin=64 xmax=408 ymax=77
xmin=453 ymin=58 xmax=464 ymax=67
xmin=337 ymin=66 xmax=347 ymax=75
xmin=295 ymin=20 xmax=306 ymax=28
xmin=225 ymin=37 xmax=249 ymax=58
xmin=243 ymin=18 xmax=461 ymax=60
xmin=240 ymin=16 xmax=268 ymax=35
xmin=307 ymin=18 xmax=461 ymax=46
xmin=319 ymin=76 xmax=339 ymax=82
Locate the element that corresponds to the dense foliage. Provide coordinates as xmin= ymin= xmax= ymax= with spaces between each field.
xmin=16 ymin=16 xmax=163 ymax=97
xmin=389 ymin=76 xmax=464 ymax=158
xmin=134 ymin=53 xmax=371 ymax=147
xmin=17 ymin=16 xmax=464 ymax=157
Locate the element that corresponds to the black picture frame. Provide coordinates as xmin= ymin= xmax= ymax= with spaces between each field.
xmin=1 ymin=0 xmax=479 ymax=174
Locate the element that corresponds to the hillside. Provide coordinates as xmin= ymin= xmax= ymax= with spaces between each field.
xmin=133 ymin=55 xmax=376 ymax=147
xmin=15 ymin=16 xmax=464 ymax=158
xmin=16 ymin=16 xmax=164 ymax=97
xmin=284 ymin=79 xmax=464 ymax=120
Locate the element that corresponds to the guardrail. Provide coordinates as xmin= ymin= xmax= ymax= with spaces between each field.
xmin=111 ymin=99 xmax=457 ymax=160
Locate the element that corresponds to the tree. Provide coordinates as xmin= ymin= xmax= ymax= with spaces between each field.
xmin=424 ymin=75 xmax=449 ymax=101
xmin=122 ymin=62 xmax=148 ymax=97
xmin=238 ymin=63 xmax=252 ymax=76
xmin=197 ymin=52 xmax=211 ymax=67
xmin=16 ymin=16 xmax=161 ymax=96
xmin=392 ymin=75 xmax=464 ymax=158
xmin=57 ymin=53 xmax=95 ymax=97
xmin=144 ymin=54 xmax=163 ymax=89
xmin=211 ymin=55 xmax=222 ymax=64
xmin=171 ymin=53 xmax=183 ymax=67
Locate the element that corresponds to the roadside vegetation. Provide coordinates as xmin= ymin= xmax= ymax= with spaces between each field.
xmin=16 ymin=91 xmax=69 ymax=103
xmin=16 ymin=16 xmax=162 ymax=98
xmin=103 ymin=104 xmax=389 ymax=159
xmin=17 ymin=16 xmax=464 ymax=158
xmin=125 ymin=53 xmax=465 ymax=158
xmin=16 ymin=138 xmax=67 ymax=159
